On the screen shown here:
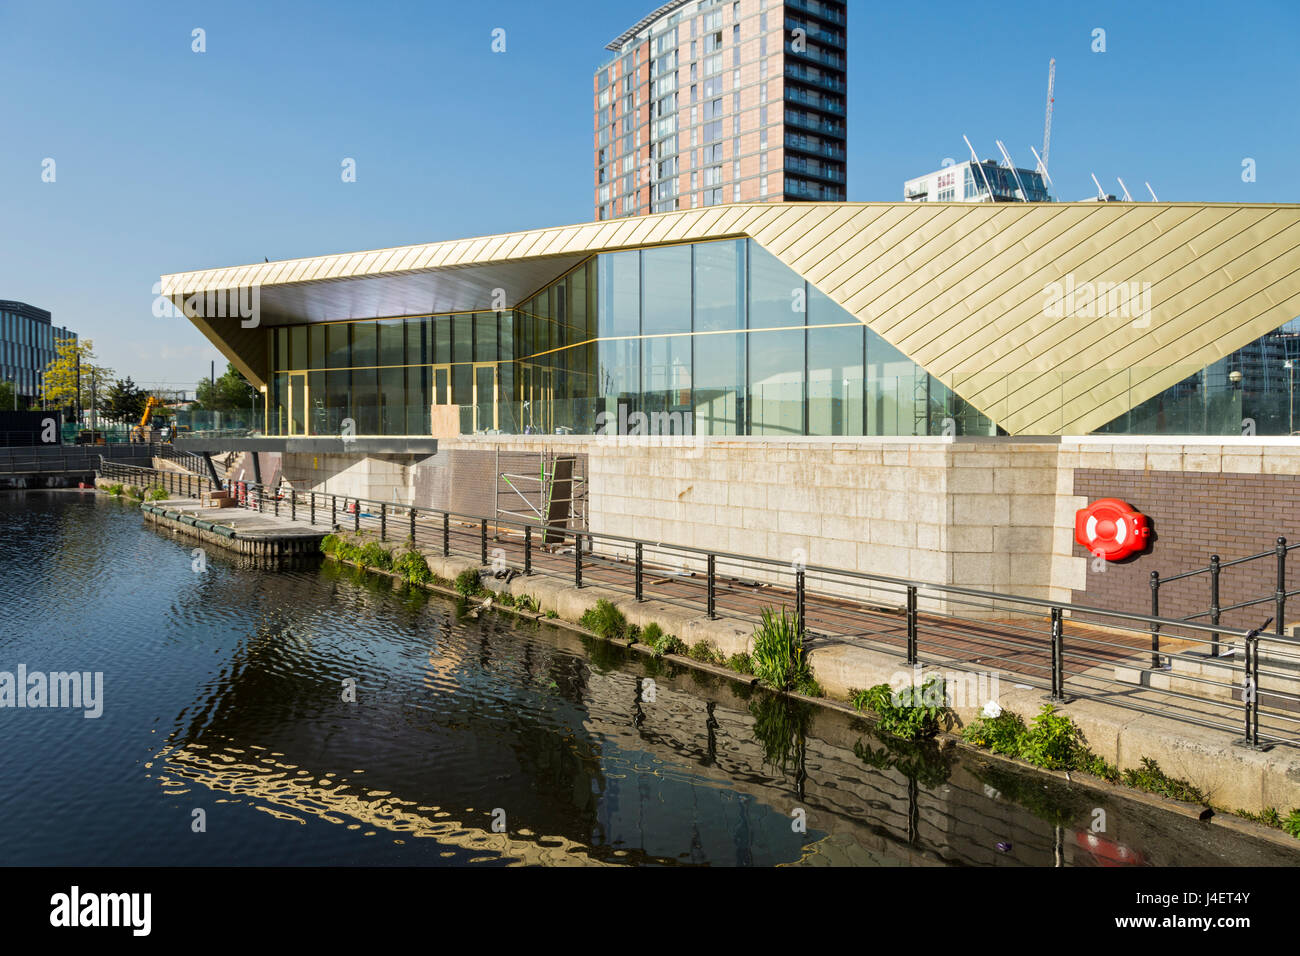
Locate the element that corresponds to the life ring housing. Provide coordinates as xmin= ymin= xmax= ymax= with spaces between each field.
xmin=1075 ymin=498 xmax=1149 ymax=561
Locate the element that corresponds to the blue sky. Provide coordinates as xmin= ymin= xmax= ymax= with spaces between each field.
xmin=1 ymin=0 xmax=1296 ymax=390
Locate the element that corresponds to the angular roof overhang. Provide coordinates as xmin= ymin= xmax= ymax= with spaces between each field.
xmin=161 ymin=201 xmax=1300 ymax=435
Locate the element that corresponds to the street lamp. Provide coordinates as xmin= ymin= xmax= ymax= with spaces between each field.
xmin=1286 ymin=361 xmax=1295 ymax=435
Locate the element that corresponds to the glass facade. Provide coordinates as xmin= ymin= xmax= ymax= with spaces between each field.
xmin=0 ymin=302 xmax=73 ymax=403
xmin=1096 ymin=317 xmax=1300 ymax=436
xmin=263 ymin=238 xmax=996 ymax=438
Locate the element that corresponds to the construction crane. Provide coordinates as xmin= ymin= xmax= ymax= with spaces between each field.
xmin=130 ymin=396 xmax=168 ymax=443
xmin=1041 ymin=58 xmax=1056 ymax=175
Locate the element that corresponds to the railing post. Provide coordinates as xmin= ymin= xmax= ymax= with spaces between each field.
xmin=634 ymin=542 xmax=643 ymax=601
xmin=380 ymin=503 xmax=386 ymax=541
xmin=1209 ymin=554 xmax=1221 ymax=658
xmin=524 ymin=526 xmax=533 ymax=576
xmin=1049 ymin=606 xmax=1067 ymax=701
xmin=290 ymin=490 xmax=296 ymax=522
xmin=707 ymin=554 xmax=716 ymax=620
xmin=309 ymin=492 xmax=315 ymax=526
xmin=409 ymin=508 xmax=416 ymax=544
xmin=574 ymin=534 xmax=583 ymax=588
xmin=274 ymin=489 xmax=279 ymax=517
xmin=480 ymin=518 xmax=488 ymax=565
xmin=331 ymin=494 xmax=337 ymax=527
xmin=1275 ymin=536 xmax=1287 ymax=638
xmin=796 ymin=569 xmax=806 ymax=638
xmin=1149 ymin=571 xmax=1161 ymax=669
xmin=442 ymin=512 xmax=450 ymax=557
xmin=353 ymin=500 xmax=359 ymax=533
xmin=1251 ymin=631 xmax=1261 ymax=748
xmin=905 ymin=585 xmax=918 ymax=665
xmin=1242 ymin=631 xmax=1257 ymax=747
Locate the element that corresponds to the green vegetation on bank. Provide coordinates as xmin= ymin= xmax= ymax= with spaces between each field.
xmin=849 ymin=676 xmax=951 ymax=740
xmin=750 ymin=606 xmax=821 ymax=697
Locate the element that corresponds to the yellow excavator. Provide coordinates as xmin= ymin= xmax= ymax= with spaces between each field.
xmin=130 ymin=396 xmax=168 ymax=443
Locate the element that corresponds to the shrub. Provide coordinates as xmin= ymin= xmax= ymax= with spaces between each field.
xmin=545 ymin=609 xmax=558 ymax=619
xmin=355 ymin=542 xmax=392 ymax=570
xmin=321 ymin=534 xmax=343 ymax=555
xmin=579 ymin=599 xmax=628 ymax=640
xmin=750 ymin=607 xmax=812 ymax=692
xmin=125 ymin=485 xmax=144 ymax=498
xmin=147 ymin=485 xmax=169 ymax=501
xmin=1018 ymin=705 xmax=1088 ymax=771
xmin=1122 ymin=758 xmax=1206 ymax=805
xmin=796 ymin=676 xmax=824 ymax=698
xmin=455 ymin=567 xmax=485 ymax=597
xmin=640 ymin=622 xmax=664 ymax=647
xmin=856 ymin=677 xmax=950 ymax=740
xmin=961 ymin=711 xmax=1028 ymax=756
xmin=652 ymin=630 xmax=685 ymax=656
xmin=727 ymin=653 xmax=753 ymax=675
xmin=1283 ymin=809 xmax=1300 ymax=839
xmin=1080 ymin=752 xmax=1121 ymax=783
xmin=688 ymin=640 xmax=725 ymax=665
xmin=392 ymin=550 xmax=432 ymax=585
xmin=515 ymin=594 xmax=540 ymax=614
xmin=103 ymin=483 xmax=124 ymax=496
xmin=496 ymin=591 xmax=516 ymax=608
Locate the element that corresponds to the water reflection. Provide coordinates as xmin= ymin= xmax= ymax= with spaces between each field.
xmin=1 ymin=491 xmax=1296 ymax=867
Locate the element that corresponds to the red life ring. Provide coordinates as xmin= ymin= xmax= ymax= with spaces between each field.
xmin=1074 ymin=829 xmax=1144 ymax=866
xmin=1075 ymin=498 xmax=1149 ymax=561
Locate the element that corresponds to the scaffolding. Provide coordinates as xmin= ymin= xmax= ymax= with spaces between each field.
xmin=494 ymin=449 xmax=588 ymax=543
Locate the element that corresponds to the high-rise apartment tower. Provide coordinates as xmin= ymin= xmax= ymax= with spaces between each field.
xmin=594 ymin=0 xmax=847 ymax=219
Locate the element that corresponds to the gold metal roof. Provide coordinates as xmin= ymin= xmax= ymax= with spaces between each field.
xmin=162 ymin=201 xmax=1300 ymax=435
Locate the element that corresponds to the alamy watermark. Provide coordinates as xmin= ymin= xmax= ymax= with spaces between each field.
xmin=0 ymin=665 xmax=103 ymax=718
xmin=152 ymin=281 xmax=261 ymax=329
xmin=1043 ymin=274 xmax=1152 ymax=329
xmin=594 ymin=401 xmax=697 ymax=447
xmin=888 ymin=665 xmax=1002 ymax=710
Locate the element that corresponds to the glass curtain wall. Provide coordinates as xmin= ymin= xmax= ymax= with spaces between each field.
xmin=1096 ymin=317 xmax=1300 ymax=436
xmin=263 ymin=238 xmax=997 ymax=438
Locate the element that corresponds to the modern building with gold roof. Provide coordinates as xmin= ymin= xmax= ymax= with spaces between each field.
xmin=162 ymin=200 xmax=1300 ymax=443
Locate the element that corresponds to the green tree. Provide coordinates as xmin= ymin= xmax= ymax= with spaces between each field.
xmin=103 ymin=377 xmax=148 ymax=423
xmin=0 ymin=380 xmax=24 ymax=411
xmin=195 ymin=362 xmax=255 ymax=412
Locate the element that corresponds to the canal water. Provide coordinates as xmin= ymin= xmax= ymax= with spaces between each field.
xmin=1 ymin=489 xmax=1295 ymax=867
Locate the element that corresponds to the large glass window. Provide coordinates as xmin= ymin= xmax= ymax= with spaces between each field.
xmin=326 ymin=323 xmax=349 ymax=368
xmin=379 ymin=367 xmax=404 ymax=434
xmin=808 ymin=324 xmax=864 ymax=435
xmin=599 ymin=251 xmax=640 ymax=338
xmin=867 ymin=328 xmax=918 ymax=435
xmin=694 ymin=330 xmax=745 ymax=434
xmin=642 ymin=245 xmax=692 ymax=334
xmin=749 ymin=241 xmax=805 ymax=329
xmin=351 ymin=366 xmax=378 ymax=434
xmin=694 ymin=239 xmax=744 ymax=331
xmin=351 ymin=322 xmax=377 ymax=369
xmin=642 ymin=334 xmax=693 ymax=432
xmin=258 ymin=237 xmax=1003 ymax=438
xmin=748 ymin=329 xmax=804 ymax=435
xmin=377 ymin=318 xmax=404 ymax=366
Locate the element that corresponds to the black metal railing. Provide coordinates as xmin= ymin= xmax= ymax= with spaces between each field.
xmin=97 ymin=460 xmax=1300 ymax=749
xmin=1151 ymin=536 xmax=1300 ymax=654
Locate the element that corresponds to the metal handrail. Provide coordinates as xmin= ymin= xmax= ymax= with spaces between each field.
xmin=100 ymin=459 xmax=1300 ymax=748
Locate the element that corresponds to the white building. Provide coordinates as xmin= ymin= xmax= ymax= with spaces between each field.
xmin=904 ymin=159 xmax=1051 ymax=203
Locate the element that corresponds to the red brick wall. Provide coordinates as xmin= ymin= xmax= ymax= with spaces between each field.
xmin=1071 ymin=468 xmax=1300 ymax=628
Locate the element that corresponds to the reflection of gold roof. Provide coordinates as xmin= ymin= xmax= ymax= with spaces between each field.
xmin=148 ymin=740 xmax=613 ymax=866
xmin=163 ymin=202 xmax=1300 ymax=435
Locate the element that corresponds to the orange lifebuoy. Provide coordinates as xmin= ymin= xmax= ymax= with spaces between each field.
xmin=1075 ymin=498 xmax=1149 ymax=561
